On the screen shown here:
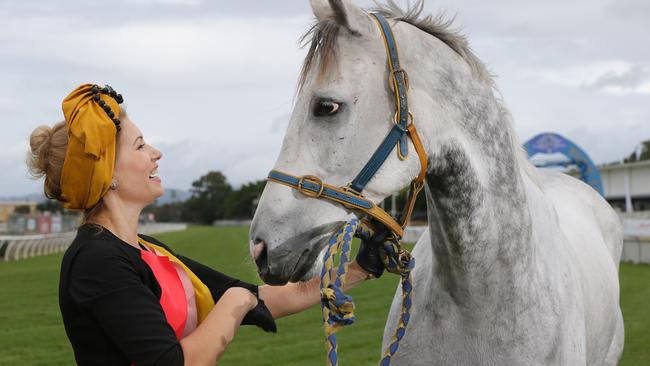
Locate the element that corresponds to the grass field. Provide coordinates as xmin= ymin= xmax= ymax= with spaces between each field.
xmin=0 ymin=226 xmax=648 ymax=365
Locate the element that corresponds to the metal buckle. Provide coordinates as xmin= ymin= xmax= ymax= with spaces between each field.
xmin=390 ymin=68 xmax=410 ymax=91
xmin=297 ymin=175 xmax=325 ymax=198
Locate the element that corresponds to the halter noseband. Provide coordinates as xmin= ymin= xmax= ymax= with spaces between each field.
xmin=267 ymin=13 xmax=427 ymax=239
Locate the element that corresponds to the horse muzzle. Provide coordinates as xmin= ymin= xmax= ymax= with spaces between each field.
xmin=250 ymin=221 xmax=344 ymax=285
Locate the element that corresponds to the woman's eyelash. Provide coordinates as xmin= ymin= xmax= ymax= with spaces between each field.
xmin=137 ymin=143 xmax=145 ymax=150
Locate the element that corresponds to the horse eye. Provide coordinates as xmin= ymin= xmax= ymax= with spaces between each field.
xmin=313 ymin=100 xmax=341 ymax=117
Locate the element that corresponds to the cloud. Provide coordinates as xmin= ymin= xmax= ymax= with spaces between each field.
xmin=0 ymin=0 xmax=310 ymax=21
xmin=2 ymin=16 xmax=308 ymax=86
xmin=589 ymin=65 xmax=650 ymax=94
xmin=124 ymin=0 xmax=203 ymax=5
xmin=522 ymin=61 xmax=650 ymax=95
xmin=605 ymin=0 xmax=650 ymax=26
xmin=2 ymin=0 xmax=650 ymax=198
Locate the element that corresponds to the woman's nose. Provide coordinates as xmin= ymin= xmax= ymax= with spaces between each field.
xmin=152 ymin=147 xmax=162 ymax=160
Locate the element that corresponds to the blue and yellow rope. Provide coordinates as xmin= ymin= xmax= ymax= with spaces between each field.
xmin=320 ymin=219 xmax=415 ymax=366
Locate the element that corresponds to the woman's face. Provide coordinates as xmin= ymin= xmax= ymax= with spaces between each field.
xmin=112 ymin=117 xmax=163 ymax=207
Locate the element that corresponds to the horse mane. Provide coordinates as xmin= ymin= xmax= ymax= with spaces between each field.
xmin=298 ymin=1 xmax=541 ymax=185
xmin=297 ymin=0 xmax=492 ymax=91
xmin=373 ymin=0 xmax=491 ymax=82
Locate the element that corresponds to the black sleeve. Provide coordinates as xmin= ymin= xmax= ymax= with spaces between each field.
xmin=68 ymin=243 xmax=184 ymax=366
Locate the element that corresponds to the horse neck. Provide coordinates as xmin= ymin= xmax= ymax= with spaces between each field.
xmin=420 ymin=80 xmax=534 ymax=297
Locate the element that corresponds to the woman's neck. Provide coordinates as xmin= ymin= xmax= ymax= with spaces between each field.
xmin=90 ymin=199 xmax=143 ymax=248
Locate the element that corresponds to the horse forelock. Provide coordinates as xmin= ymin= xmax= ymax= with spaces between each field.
xmin=373 ymin=0 xmax=493 ymax=84
xmin=298 ymin=0 xmax=493 ymax=93
xmin=297 ymin=20 xmax=343 ymax=93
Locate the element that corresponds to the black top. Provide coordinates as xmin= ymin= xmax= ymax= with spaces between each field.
xmin=59 ymin=224 xmax=264 ymax=366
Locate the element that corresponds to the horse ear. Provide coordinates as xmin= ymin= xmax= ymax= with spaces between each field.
xmin=310 ymin=0 xmax=335 ymax=20
xmin=310 ymin=0 xmax=373 ymax=35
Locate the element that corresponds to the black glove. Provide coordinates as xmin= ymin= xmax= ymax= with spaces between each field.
xmin=355 ymin=229 xmax=388 ymax=279
xmin=242 ymin=298 xmax=277 ymax=333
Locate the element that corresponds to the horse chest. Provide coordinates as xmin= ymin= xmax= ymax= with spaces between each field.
xmin=382 ymin=235 xmax=586 ymax=365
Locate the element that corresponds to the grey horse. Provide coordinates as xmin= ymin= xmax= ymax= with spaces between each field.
xmin=250 ymin=1 xmax=624 ymax=364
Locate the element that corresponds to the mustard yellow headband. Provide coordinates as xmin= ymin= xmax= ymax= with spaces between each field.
xmin=59 ymin=84 xmax=124 ymax=210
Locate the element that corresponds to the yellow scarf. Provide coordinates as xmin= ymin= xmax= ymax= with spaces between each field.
xmin=137 ymin=237 xmax=215 ymax=324
xmin=60 ymin=84 xmax=121 ymax=210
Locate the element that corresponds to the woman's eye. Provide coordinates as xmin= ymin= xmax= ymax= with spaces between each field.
xmin=137 ymin=144 xmax=145 ymax=150
xmin=313 ymin=100 xmax=341 ymax=117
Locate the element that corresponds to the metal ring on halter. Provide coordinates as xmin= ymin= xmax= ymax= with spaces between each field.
xmin=298 ymin=175 xmax=325 ymax=198
xmin=393 ymin=111 xmax=414 ymax=126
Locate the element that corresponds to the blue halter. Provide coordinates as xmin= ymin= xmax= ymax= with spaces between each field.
xmin=350 ymin=13 xmax=411 ymax=193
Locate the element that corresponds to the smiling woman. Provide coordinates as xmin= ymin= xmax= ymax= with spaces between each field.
xmin=25 ymin=83 xmax=384 ymax=366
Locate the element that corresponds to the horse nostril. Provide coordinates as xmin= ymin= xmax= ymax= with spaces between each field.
xmin=253 ymin=239 xmax=267 ymax=270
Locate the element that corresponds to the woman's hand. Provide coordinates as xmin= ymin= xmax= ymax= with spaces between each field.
xmin=222 ymin=287 xmax=258 ymax=313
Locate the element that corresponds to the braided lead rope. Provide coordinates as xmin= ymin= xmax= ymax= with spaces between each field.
xmin=320 ymin=219 xmax=361 ymax=366
xmin=320 ymin=219 xmax=415 ymax=366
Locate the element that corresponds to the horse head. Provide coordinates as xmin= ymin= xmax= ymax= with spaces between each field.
xmin=250 ymin=0 xmax=490 ymax=285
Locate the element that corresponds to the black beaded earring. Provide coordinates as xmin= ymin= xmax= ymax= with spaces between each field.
xmin=89 ymin=84 xmax=124 ymax=131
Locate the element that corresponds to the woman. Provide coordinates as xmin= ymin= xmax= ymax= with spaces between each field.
xmin=27 ymin=84 xmax=385 ymax=366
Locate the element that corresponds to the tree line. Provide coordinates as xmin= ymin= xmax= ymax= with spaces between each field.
xmin=147 ymin=171 xmax=267 ymax=224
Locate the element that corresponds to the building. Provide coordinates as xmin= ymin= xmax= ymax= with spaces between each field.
xmin=0 ymin=201 xmax=38 ymax=223
xmin=599 ymin=160 xmax=650 ymax=212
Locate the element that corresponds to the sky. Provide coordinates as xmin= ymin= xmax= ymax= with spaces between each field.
xmin=1 ymin=0 xmax=649 ymax=198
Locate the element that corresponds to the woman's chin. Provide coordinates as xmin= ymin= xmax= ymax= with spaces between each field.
xmin=148 ymin=178 xmax=164 ymax=197
xmin=153 ymin=186 xmax=164 ymax=199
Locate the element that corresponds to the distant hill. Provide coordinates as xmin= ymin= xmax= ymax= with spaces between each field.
xmin=0 ymin=189 xmax=191 ymax=205
xmin=0 ymin=192 xmax=45 ymax=203
xmin=154 ymin=188 xmax=192 ymax=205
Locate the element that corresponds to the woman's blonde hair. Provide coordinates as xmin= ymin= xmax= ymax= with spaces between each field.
xmin=27 ymin=113 xmax=125 ymax=224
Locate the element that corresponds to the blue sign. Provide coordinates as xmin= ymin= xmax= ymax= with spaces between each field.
xmin=524 ymin=133 xmax=604 ymax=196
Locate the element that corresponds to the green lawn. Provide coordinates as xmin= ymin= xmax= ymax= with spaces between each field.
xmin=0 ymin=226 xmax=648 ymax=365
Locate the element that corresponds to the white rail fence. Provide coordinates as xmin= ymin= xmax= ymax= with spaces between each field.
xmin=0 ymin=223 xmax=188 ymax=262
xmin=2 ymin=220 xmax=649 ymax=264
xmin=0 ymin=232 xmax=76 ymax=261
xmin=402 ymin=224 xmax=650 ymax=265
xmin=138 ymin=223 xmax=188 ymax=235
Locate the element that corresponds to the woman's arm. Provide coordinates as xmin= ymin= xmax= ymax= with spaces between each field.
xmin=180 ymin=287 xmax=258 ymax=366
xmin=258 ymin=261 xmax=372 ymax=319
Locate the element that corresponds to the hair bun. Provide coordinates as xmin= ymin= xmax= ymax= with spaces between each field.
xmin=28 ymin=125 xmax=54 ymax=177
